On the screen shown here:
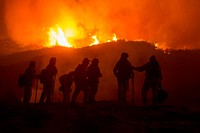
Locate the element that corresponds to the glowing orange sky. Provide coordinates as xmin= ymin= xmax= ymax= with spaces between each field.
xmin=1 ymin=0 xmax=200 ymax=49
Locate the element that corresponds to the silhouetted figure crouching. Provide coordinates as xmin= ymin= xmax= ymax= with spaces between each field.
xmin=59 ymin=71 xmax=75 ymax=104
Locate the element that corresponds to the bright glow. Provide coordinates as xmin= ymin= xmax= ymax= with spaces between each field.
xmin=5 ymin=1 xmax=199 ymax=50
xmin=46 ymin=25 xmax=119 ymax=48
xmin=47 ymin=26 xmax=72 ymax=47
xmin=46 ymin=26 xmax=169 ymax=52
xmin=107 ymin=34 xmax=117 ymax=42
xmin=112 ymin=34 xmax=117 ymax=41
xmin=154 ymin=42 xmax=158 ymax=48
xmin=153 ymin=42 xmax=171 ymax=54
xmin=90 ymin=35 xmax=100 ymax=46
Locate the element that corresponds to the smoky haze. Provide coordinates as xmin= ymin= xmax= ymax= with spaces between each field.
xmin=2 ymin=0 xmax=200 ymax=49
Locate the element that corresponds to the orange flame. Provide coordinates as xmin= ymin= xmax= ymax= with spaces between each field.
xmin=90 ymin=35 xmax=99 ymax=46
xmin=154 ymin=42 xmax=170 ymax=54
xmin=46 ymin=25 xmax=118 ymax=48
xmin=46 ymin=26 xmax=74 ymax=47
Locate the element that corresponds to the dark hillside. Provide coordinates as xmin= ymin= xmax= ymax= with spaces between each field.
xmin=0 ymin=41 xmax=200 ymax=109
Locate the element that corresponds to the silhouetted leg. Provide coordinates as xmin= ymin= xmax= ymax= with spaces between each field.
xmin=71 ymin=86 xmax=81 ymax=104
xmin=117 ymin=79 xmax=123 ymax=103
xmin=87 ymin=86 xmax=92 ymax=103
xmin=142 ymin=81 xmax=150 ymax=105
xmin=121 ymin=84 xmax=125 ymax=103
xmin=83 ymin=86 xmax=89 ymax=103
xmin=151 ymin=87 xmax=157 ymax=106
xmin=66 ymin=89 xmax=71 ymax=104
xmin=92 ymin=84 xmax=98 ymax=102
xmin=23 ymin=87 xmax=27 ymax=104
xmin=122 ymin=89 xmax=127 ymax=103
xmin=151 ymin=80 xmax=159 ymax=105
xmin=88 ymin=84 xmax=98 ymax=102
xmin=63 ymin=88 xmax=66 ymax=104
xmin=118 ymin=85 xmax=122 ymax=103
xmin=23 ymin=86 xmax=32 ymax=104
xmin=46 ymin=85 xmax=53 ymax=103
xmin=122 ymin=80 xmax=129 ymax=103
xmin=39 ymin=84 xmax=47 ymax=104
xmin=27 ymin=87 xmax=32 ymax=103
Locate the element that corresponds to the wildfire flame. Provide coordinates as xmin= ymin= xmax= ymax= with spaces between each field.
xmin=47 ymin=27 xmax=72 ymax=48
xmin=46 ymin=25 xmax=118 ymax=48
xmin=46 ymin=27 xmax=170 ymax=54
xmin=90 ymin=35 xmax=99 ymax=46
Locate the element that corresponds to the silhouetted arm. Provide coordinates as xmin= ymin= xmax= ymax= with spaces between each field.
xmin=113 ymin=62 xmax=119 ymax=77
xmin=133 ymin=63 xmax=149 ymax=72
xmin=98 ymin=67 xmax=103 ymax=78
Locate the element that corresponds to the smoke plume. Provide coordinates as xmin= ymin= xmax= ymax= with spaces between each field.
xmin=2 ymin=0 xmax=200 ymax=49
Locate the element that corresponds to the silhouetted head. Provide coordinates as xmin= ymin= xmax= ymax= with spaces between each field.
xmin=92 ymin=58 xmax=99 ymax=64
xmin=121 ymin=52 xmax=129 ymax=59
xmin=149 ymin=55 xmax=157 ymax=62
xmin=29 ymin=60 xmax=35 ymax=67
xmin=49 ymin=57 xmax=57 ymax=65
xmin=82 ymin=58 xmax=90 ymax=65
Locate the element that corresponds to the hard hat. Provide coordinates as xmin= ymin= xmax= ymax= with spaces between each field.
xmin=92 ymin=58 xmax=99 ymax=64
xmin=121 ymin=52 xmax=129 ymax=58
xmin=82 ymin=58 xmax=90 ymax=64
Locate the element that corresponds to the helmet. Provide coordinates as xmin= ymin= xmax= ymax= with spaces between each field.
xmin=29 ymin=60 xmax=35 ymax=67
xmin=149 ymin=55 xmax=156 ymax=62
xmin=49 ymin=57 xmax=56 ymax=65
xmin=82 ymin=58 xmax=90 ymax=64
xmin=92 ymin=58 xmax=99 ymax=64
xmin=121 ymin=52 xmax=129 ymax=58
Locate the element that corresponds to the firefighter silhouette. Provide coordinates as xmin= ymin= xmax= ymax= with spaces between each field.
xmin=71 ymin=58 xmax=90 ymax=103
xmin=133 ymin=55 xmax=162 ymax=106
xmin=86 ymin=58 xmax=102 ymax=103
xmin=113 ymin=52 xmax=134 ymax=103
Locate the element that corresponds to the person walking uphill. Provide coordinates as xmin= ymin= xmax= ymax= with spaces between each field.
xmin=86 ymin=58 xmax=102 ymax=103
xmin=71 ymin=58 xmax=90 ymax=104
xmin=22 ymin=60 xmax=36 ymax=104
xmin=39 ymin=57 xmax=58 ymax=104
xmin=113 ymin=52 xmax=134 ymax=103
xmin=133 ymin=55 xmax=162 ymax=106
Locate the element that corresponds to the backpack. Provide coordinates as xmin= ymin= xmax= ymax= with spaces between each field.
xmin=157 ymin=88 xmax=168 ymax=104
xmin=58 ymin=75 xmax=66 ymax=92
xmin=59 ymin=74 xmax=66 ymax=85
xmin=39 ymin=69 xmax=48 ymax=84
xmin=18 ymin=73 xmax=26 ymax=88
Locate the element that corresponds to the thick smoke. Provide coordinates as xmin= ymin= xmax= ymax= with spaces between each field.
xmin=2 ymin=0 xmax=200 ymax=49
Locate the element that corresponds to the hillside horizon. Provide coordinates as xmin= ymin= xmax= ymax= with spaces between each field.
xmin=0 ymin=41 xmax=200 ymax=109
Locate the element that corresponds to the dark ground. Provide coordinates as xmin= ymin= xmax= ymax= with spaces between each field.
xmin=0 ymin=101 xmax=200 ymax=133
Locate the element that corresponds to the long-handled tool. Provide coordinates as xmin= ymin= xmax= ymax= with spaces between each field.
xmin=51 ymin=75 xmax=56 ymax=102
xmin=35 ymin=77 xmax=39 ymax=103
xmin=131 ymin=74 xmax=135 ymax=103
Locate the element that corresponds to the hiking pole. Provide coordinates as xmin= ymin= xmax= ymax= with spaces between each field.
xmin=131 ymin=76 xmax=135 ymax=103
xmin=51 ymin=75 xmax=56 ymax=103
xmin=35 ymin=77 xmax=39 ymax=103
